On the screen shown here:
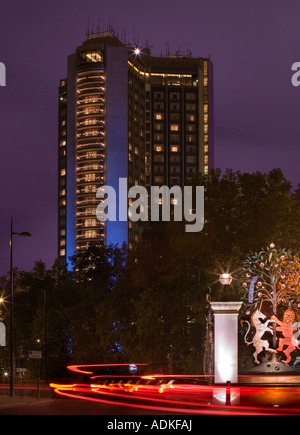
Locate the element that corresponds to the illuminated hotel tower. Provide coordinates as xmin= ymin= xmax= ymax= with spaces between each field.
xmin=58 ymin=31 xmax=214 ymax=268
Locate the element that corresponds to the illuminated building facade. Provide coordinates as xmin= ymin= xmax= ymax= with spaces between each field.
xmin=142 ymin=55 xmax=214 ymax=188
xmin=58 ymin=31 xmax=213 ymax=268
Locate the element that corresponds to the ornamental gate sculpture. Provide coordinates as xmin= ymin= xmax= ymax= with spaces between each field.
xmin=237 ymin=244 xmax=300 ymax=371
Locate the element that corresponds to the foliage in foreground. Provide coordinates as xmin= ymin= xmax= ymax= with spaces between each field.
xmin=1 ymin=168 xmax=300 ymax=377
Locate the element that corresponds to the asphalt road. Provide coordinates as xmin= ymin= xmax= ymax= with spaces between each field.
xmin=0 ymin=394 xmax=298 ymax=416
xmin=0 ymin=396 xmax=178 ymax=415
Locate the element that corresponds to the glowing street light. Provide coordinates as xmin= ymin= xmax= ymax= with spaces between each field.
xmin=219 ymin=273 xmax=233 ymax=286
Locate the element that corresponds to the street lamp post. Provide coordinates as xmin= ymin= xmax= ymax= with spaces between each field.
xmin=9 ymin=216 xmax=31 ymax=398
xmin=209 ymin=271 xmax=242 ymax=386
xmin=219 ymin=273 xmax=233 ymax=300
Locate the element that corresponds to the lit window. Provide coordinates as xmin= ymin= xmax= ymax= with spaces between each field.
xmin=60 ymin=169 xmax=66 ymax=176
xmin=155 ymin=113 xmax=163 ymax=120
xmin=187 ymin=135 xmax=195 ymax=143
xmin=79 ymin=50 xmax=103 ymax=64
xmin=170 ymin=124 xmax=179 ymax=131
xmin=155 ymin=145 xmax=163 ymax=152
xmin=85 ymin=230 xmax=97 ymax=238
xmin=84 ymin=219 xmax=97 ymax=227
xmin=60 ymin=249 xmax=66 ymax=256
xmin=85 ymin=173 xmax=96 ymax=182
xmin=187 ymin=114 xmax=195 ymax=122
xmin=84 ymin=185 xmax=97 ymax=193
xmin=171 ymin=146 xmax=179 ymax=152
xmin=86 ymin=151 xmax=98 ymax=159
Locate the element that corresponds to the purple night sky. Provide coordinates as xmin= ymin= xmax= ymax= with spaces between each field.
xmin=0 ymin=0 xmax=300 ymax=277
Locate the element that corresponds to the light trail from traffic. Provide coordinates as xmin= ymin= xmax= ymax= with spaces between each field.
xmin=49 ymin=364 xmax=300 ymax=415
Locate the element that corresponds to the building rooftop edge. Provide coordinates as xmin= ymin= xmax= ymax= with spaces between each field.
xmin=81 ymin=31 xmax=212 ymax=61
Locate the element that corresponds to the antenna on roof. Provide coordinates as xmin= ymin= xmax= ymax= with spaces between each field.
xmin=186 ymin=43 xmax=192 ymax=57
xmin=86 ymin=17 xmax=90 ymax=36
xmin=108 ymin=18 xmax=115 ymax=34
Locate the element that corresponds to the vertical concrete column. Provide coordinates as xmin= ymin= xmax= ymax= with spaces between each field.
xmin=210 ymin=302 xmax=243 ymax=384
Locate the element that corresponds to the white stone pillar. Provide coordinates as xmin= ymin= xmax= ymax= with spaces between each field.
xmin=210 ymin=302 xmax=243 ymax=384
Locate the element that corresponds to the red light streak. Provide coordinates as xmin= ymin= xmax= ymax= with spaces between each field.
xmin=51 ymin=383 xmax=279 ymax=415
xmin=50 ymin=364 xmax=300 ymax=415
